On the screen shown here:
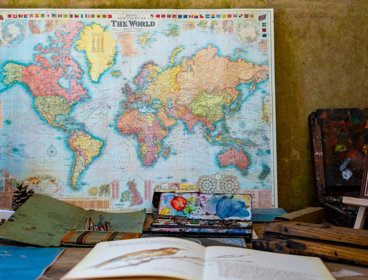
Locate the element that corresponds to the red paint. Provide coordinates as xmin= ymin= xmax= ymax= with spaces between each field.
xmin=170 ymin=196 xmax=187 ymax=211
xmin=320 ymin=111 xmax=328 ymax=119
xmin=347 ymin=149 xmax=358 ymax=159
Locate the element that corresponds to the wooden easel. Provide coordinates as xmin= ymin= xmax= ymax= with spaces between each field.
xmin=342 ymin=152 xmax=368 ymax=229
xmin=342 ymin=196 xmax=368 ymax=229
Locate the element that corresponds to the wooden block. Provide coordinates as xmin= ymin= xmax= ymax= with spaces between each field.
xmin=342 ymin=197 xmax=368 ymax=229
xmin=252 ymin=238 xmax=368 ymax=266
xmin=263 ymin=221 xmax=368 ymax=247
xmin=342 ymin=197 xmax=368 ymax=207
xmin=354 ymin=206 xmax=368 ymax=230
xmin=275 ymin=207 xmax=324 ymax=223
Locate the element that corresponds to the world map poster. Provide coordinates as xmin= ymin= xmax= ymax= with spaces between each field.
xmin=0 ymin=9 xmax=276 ymax=210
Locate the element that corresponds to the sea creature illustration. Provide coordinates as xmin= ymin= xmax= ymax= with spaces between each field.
xmin=88 ymin=247 xmax=181 ymax=270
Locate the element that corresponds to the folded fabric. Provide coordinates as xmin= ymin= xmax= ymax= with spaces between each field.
xmin=0 ymin=194 xmax=146 ymax=246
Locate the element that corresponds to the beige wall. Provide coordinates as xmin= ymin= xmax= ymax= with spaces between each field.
xmin=2 ymin=0 xmax=368 ymax=211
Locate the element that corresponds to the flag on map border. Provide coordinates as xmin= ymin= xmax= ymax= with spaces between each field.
xmin=259 ymin=14 xmax=266 ymax=21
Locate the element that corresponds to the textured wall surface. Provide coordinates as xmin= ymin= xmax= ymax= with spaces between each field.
xmin=1 ymin=0 xmax=368 ymax=211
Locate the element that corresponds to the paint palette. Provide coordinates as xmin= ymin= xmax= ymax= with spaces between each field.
xmin=158 ymin=193 xmax=252 ymax=221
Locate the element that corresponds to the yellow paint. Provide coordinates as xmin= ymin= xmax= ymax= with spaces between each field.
xmin=159 ymin=207 xmax=171 ymax=215
xmin=235 ymin=194 xmax=251 ymax=207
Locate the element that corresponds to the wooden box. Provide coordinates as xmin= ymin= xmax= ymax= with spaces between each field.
xmin=309 ymin=108 xmax=368 ymax=227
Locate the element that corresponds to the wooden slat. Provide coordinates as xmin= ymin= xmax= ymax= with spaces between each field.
xmin=264 ymin=222 xmax=368 ymax=247
xmin=354 ymin=206 xmax=368 ymax=229
xmin=252 ymin=238 xmax=368 ymax=266
xmin=275 ymin=207 xmax=324 ymax=223
xmin=342 ymin=197 xmax=368 ymax=229
xmin=342 ymin=197 xmax=368 ymax=207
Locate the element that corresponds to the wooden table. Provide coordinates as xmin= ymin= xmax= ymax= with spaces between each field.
xmin=38 ymin=246 xmax=368 ymax=280
xmin=39 ymin=223 xmax=368 ymax=279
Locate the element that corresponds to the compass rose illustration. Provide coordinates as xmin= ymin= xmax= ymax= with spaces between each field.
xmin=47 ymin=145 xmax=57 ymax=157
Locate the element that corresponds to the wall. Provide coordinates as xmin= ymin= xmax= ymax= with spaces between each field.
xmin=1 ymin=0 xmax=368 ymax=211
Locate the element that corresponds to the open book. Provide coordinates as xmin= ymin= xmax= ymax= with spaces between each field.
xmin=62 ymin=237 xmax=334 ymax=280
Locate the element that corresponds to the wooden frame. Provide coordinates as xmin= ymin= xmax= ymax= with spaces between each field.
xmin=0 ymin=8 xmax=278 ymax=210
xmin=309 ymin=109 xmax=368 ymax=227
xmin=361 ymin=152 xmax=368 ymax=198
xmin=310 ymin=109 xmax=368 ymax=198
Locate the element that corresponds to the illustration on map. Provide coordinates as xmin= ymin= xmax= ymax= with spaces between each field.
xmin=0 ymin=9 xmax=276 ymax=209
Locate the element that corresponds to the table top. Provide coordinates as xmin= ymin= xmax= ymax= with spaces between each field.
xmin=36 ymin=222 xmax=368 ymax=280
xmin=37 ymin=246 xmax=368 ymax=280
xmin=1 ymin=221 xmax=367 ymax=279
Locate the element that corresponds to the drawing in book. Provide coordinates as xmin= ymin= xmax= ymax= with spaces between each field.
xmin=87 ymin=247 xmax=182 ymax=269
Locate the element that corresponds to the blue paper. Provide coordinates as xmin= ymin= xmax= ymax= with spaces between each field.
xmin=252 ymin=208 xmax=287 ymax=222
xmin=0 ymin=246 xmax=64 ymax=280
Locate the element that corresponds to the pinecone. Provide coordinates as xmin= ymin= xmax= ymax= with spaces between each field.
xmin=11 ymin=182 xmax=35 ymax=211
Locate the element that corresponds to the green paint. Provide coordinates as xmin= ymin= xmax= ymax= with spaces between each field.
xmin=352 ymin=118 xmax=360 ymax=124
xmin=335 ymin=144 xmax=347 ymax=152
xmin=183 ymin=205 xmax=196 ymax=215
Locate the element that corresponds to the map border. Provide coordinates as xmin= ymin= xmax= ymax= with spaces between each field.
xmin=0 ymin=8 xmax=278 ymax=208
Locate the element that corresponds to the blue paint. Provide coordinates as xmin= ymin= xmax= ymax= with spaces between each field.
xmin=216 ymin=196 xmax=250 ymax=219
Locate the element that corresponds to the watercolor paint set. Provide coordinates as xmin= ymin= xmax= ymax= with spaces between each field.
xmin=149 ymin=192 xmax=253 ymax=238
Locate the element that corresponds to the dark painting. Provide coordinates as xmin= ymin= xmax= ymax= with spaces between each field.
xmin=310 ymin=109 xmax=368 ymax=197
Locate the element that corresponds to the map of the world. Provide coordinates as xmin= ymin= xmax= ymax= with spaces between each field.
xmin=0 ymin=9 xmax=276 ymax=209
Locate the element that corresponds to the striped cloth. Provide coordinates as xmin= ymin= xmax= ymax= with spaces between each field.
xmin=61 ymin=230 xmax=141 ymax=246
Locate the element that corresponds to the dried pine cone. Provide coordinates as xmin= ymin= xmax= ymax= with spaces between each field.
xmin=11 ymin=182 xmax=35 ymax=211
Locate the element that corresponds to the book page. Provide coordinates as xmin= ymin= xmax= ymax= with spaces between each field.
xmin=203 ymin=246 xmax=335 ymax=280
xmin=62 ymin=237 xmax=206 ymax=280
